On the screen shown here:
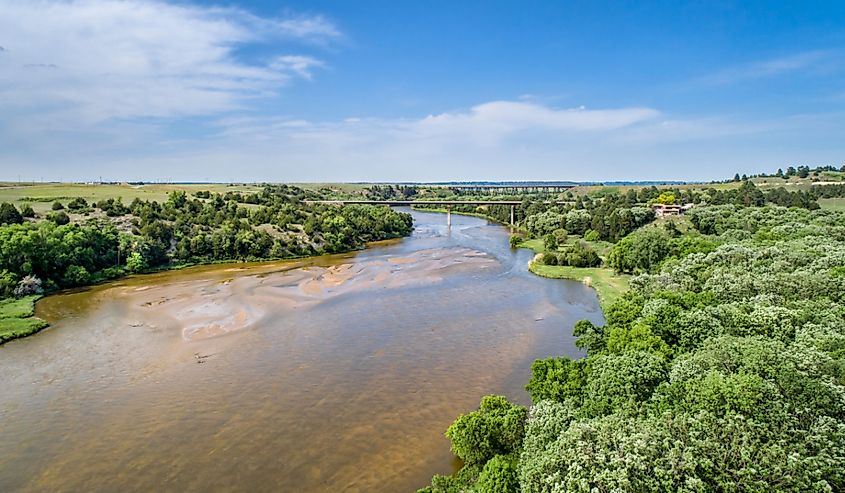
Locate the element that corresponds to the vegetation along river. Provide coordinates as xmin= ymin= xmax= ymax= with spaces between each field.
xmin=0 ymin=209 xmax=603 ymax=492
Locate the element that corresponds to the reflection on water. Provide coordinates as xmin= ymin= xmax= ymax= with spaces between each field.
xmin=0 ymin=209 xmax=602 ymax=492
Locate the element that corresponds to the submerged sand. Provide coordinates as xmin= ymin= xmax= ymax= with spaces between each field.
xmin=110 ymin=246 xmax=499 ymax=341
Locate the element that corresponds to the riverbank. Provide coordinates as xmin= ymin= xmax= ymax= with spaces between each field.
xmin=413 ymin=208 xmax=629 ymax=310
xmin=0 ymin=296 xmax=48 ymax=342
xmin=517 ymin=238 xmax=629 ymax=311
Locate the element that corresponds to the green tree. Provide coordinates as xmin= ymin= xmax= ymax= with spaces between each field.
xmin=476 ymin=455 xmax=519 ymax=493
xmin=0 ymin=203 xmax=23 ymax=225
xmin=445 ymin=395 xmax=527 ymax=465
xmin=63 ymin=265 xmax=91 ymax=286
xmin=125 ymin=252 xmax=147 ymax=273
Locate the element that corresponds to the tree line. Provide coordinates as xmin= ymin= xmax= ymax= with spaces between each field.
xmin=0 ymin=186 xmax=412 ymax=299
xmin=421 ymin=204 xmax=845 ymax=492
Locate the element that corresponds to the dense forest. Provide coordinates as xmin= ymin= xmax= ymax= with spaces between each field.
xmin=0 ymin=185 xmax=412 ymax=298
xmin=421 ymin=204 xmax=845 ymax=492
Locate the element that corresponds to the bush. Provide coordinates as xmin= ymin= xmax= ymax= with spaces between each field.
xmin=560 ymin=241 xmax=601 ymax=267
xmin=67 ymin=197 xmax=89 ymax=210
xmin=47 ymin=211 xmax=70 ymax=225
xmin=14 ymin=275 xmax=43 ymax=297
xmin=0 ymin=269 xmax=17 ymax=297
xmin=51 ymin=201 xmax=65 ymax=210
xmin=99 ymin=266 xmax=125 ymax=280
xmin=20 ymin=205 xmax=35 ymax=218
xmin=552 ymin=228 xmax=568 ymax=245
xmin=0 ymin=203 xmax=23 ymax=225
xmin=509 ymin=235 xmax=522 ymax=249
xmin=583 ymin=229 xmax=600 ymax=241
xmin=63 ymin=265 xmax=91 ymax=286
xmin=541 ymin=253 xmax=558 ymax=266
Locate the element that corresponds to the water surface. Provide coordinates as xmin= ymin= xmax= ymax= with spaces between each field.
xmin=0 ymin=209 xmax=602 ymax=492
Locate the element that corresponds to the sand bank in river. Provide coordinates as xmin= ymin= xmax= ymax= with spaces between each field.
xmin=108 ymin=246 xmax=498 ymax=341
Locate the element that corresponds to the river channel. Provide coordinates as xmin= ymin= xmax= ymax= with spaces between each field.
xmin=0 ymin=209 xmax=603 ymax=492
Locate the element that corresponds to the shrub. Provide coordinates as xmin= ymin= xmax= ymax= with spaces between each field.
xmin=14 ymin=275 xmax=43 ymax=297
xmin=509 ymin=235 xmax=522 ymax=249
xmin=583 ymin=229 xmax=600 ymax=241
xmin=67 ymin=197 xmax=89 ymax=210
xmin=63 ymin=265 xmax=91 ymax=286
xmin=51 ymin=201 xmax=64 ymax=210
xmin=0 ymin=203 xmax=23 ymax=225
xmin=48 ymin=211 xmax=70 ymax=225
xmin=0 ymin=269 xmax=17 ymax=297
xmin=559 ymin=241 xmax=601 ymax=267
xmin=20 ymin=205 xmax=35 ymax=218
xmin=552 ymin=228 xmax=568 ymax=245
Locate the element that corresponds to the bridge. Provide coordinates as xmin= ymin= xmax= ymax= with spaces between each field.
xmin=446 ymin=184 xmax=575 ymax=195
xmin=306 ymin=199 xmax=549 ymax=226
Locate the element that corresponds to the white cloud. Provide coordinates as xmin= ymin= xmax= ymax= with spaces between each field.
xmin=0 ymin=0 xmax=338 ymax=123
xmin=696 ymin=50 xmax=835 ymax=85
xmin=271 ymin=55 xmax=325 ymax=80
xmin=419 ymin=101 xmax=659 ymax=135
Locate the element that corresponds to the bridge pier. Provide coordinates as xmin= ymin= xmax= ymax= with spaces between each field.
xmin=446 ymin=205 xmax=452 ymax=227
xmin=510 ymin=205 xmax=514 ymax=225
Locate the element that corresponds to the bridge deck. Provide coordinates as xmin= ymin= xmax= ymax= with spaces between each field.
xmin=306 ymin=200 xmax=525 ymax=206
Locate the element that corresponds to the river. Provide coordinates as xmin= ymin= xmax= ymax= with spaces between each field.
xmin=0 ymin=209 xmax=603 ymax=492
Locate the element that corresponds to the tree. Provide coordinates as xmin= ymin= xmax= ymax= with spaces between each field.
xmin=543 ymin=234 xmax=557 ymax=251
xmin=654 ymin=192 xmax=675 ymax=205
xmin=733 ymin=173 xmax=741 ymax=182
xmin=476 ymin=455 xmax=518 ymax=493
xmin=445 ymin=395 xmax=527 ymax=465
xmin=125 ymin=252 xmax=147 ymax=273
xmin=0 ymin=203 xmax=23 ymax=225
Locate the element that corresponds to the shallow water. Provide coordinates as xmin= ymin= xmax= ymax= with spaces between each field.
xmin=0 ymin=209 xmax=602 ymax=492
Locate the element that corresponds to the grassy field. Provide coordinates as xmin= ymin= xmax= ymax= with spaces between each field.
xmin=0 ymin=183 xmax=264 ymax=213
xmin=517 ymin=237 xmax=628 ymax=311
xmin=0 ymin=296 xmax=48 ymax=343
xmin=819 ymin=198 xmax=845 ymax=211
xmin=567 ymin=174 xmax=845 ymax=198
xmin=529 ymin=262 xmax=629 ymax=310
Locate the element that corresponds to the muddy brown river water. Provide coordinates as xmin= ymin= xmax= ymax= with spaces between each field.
xmin=0 ymin=209 xmax=602 ymax=492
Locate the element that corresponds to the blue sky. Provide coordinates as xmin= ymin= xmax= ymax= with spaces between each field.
xmin=1 ymin=0 xmax=844 ymax=182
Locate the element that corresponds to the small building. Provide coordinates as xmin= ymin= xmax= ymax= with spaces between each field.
xmin=652 ymin=203 xmax=694 ymax=217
